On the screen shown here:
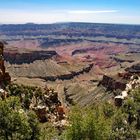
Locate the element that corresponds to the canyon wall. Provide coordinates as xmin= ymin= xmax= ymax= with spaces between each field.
xmin=0 ymin=41 xmax=11 ymax=87
xmin=42 ymin=63 xmax=93 ymax=81
xmin=98 ymin=75 xmax=126 ymax=91
xmin=4 ymin=50 xmax=57 ymax=64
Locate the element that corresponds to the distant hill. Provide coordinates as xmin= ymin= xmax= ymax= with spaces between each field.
xmin=0 ymin=22 xmax=140 ymax=39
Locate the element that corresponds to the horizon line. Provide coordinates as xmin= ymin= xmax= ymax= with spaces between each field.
xmin=0 ymin=21 xmax=140 ymax=26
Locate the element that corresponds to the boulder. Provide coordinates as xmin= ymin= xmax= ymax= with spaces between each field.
xmin=34 ymin=105 xmax=48 ymax=123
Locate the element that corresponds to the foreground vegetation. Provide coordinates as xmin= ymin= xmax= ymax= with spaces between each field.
xmin=63 ymin=87 xmax=140 ymax=140
xmin=0 ymin=97 xmax=40 ymax=140
xmin=0 ymin=84 xmax=139 ymax=140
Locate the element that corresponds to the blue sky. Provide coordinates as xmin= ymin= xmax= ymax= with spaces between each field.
xmin=0 ymin=0 xmax=140 ymax=24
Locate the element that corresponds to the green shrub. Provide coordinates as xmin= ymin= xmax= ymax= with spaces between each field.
xmin=0 ymin=97 xmax=40 ymax=140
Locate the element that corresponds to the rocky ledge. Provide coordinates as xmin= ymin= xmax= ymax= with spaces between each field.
xmin=44 ymin=63 xmax=93 ymax=81
xmin=0 ymin=41 xmax=11 ymax=87
xmin=98 ymin=75 xmax=126 ymax=91
xmin=125 ymin=63 xmax=140 ymax=74
xmin=4 ymin=50 xmax=57 ymax=64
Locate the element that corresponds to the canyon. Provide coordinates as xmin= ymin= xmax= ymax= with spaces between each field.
xmin=0 ymin=22 xmax=140 ymax=106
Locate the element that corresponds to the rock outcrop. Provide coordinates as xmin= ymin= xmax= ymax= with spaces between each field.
xmin=45 ymin=63 xmax=93 ymax=81
xmin=29 ymin=86 xmax=68 ymax=127
xmin=4 ymin=50 xmax=57 ymax=64
xmin=115 ymin=75 xmax=140 ymax=106
xmin=98 ymin=75 xmax=126 ymax=91
xmin=125 ymin=63 xmax=140 ymax=74
xmin=0 ymin=41 xmax=11 ymax=87
xmin=71 ymin=46 xmax=105 ymax=56
xmin=111 ymin=57 xmax=134 ymax=63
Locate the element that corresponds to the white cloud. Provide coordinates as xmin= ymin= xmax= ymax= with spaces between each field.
xmin=67 ymin=10 xmax=118 ymax=14
xmin=0 ymin=9 xmax=140 ymax=24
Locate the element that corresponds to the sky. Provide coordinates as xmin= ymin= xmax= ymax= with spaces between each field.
xmin=0 ymin=0 xmax=140 ymax=24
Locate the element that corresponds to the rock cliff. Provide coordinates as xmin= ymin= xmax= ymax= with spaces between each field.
xmin=44 ymin=63 xmax=93 ymax=81
xmin=125 ymin=63 xmax=140 ymax=74
xmin=0 ymin=41 xmax=11 ymax=87
xmin=98 ymin=75 xmax=126 ymax=91
xmin=4 ymin=50 xmax=57 ymax=64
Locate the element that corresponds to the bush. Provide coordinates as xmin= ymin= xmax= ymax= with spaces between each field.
xmin=63 ymin=106 xmax=111 ymax=140
xmin=0 ymin=97 xmax=40 ymax=140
